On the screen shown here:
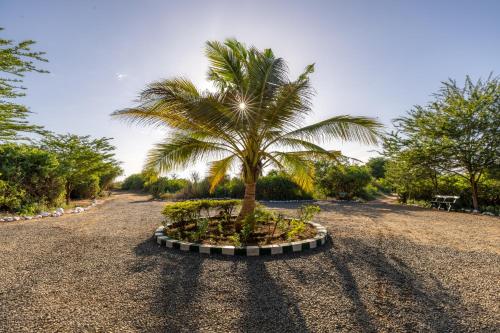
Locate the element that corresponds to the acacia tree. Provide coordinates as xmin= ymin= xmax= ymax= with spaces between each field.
xmin=387 ymin=75 xmax=499 ymax=210
xmin=113 ymin=39 xmax=382 ymax=226
xmin=0 ymin=28 xmax=47 ymax=141
xmin=41 ymin=134 xmax=122 ymax=204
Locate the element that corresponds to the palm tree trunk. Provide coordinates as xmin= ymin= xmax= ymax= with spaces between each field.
xmin=236 ymin=182 xmax=257 ymax=231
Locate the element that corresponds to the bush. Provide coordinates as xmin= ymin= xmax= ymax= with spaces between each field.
xmin=121 ymin=174 xmax=146 ymax=191
xmin=148 ymin=177 xmax=188 ymax=198
xmin=256 ymin=174 xmax=313 ymax=200
xmin=71 ymin=175 xmax=100 ymax=199
xmin=162 ymin=199 xmax=241 ymax=225
xmin=0 ymin=144 xmax=65 ymax=213
xmin=366 ymin=157 xmax=388 ymax=179
xmin=317 ymin=163 xmax=372 ymax=200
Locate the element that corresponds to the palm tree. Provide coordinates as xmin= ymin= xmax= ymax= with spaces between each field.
xmin=112 ymin=39 xmax=382 ymax=228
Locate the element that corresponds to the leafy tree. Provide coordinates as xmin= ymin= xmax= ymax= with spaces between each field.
xmin=0 ymin=28 xmax=47 ymax=142
xmin=387 ymin=75 xmax=499 ymax=210
xmin=112 ymin=39 xmax=381 ymax=228
xmin=384 ymin=156 xmax=435 ymax=203
xmin=40 ymin=134 xmax=122 ymax=204
xmin=366 ymin=156 xmax=388 ymax=179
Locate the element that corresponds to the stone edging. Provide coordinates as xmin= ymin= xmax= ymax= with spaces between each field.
xmin=153 ymin=221 xmax=327 ymax=256
xmin=0 ymin=199 xmax=104 ymax=223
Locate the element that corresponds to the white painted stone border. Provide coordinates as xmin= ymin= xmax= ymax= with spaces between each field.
xmin=153 ymin=220 xmax=328 ymax=256
xmin=0 ymin=199 xmax=104 ymax=223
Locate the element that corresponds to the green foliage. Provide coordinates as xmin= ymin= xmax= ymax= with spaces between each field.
xmin=121 ymin=173 xmax=146 ymax=191
xmin=167 ymin=173 xmax=312 ymax=201
xmin=366 ymin=157 xmax=388 ymax=179
xmin=298 ymin=204 xmax=321 ymax=222
xmin=228 ymin=233 xmax=241 ymax=247
xmin=148 ymin=177 xmax=188 ymax=198
xmin=256 ymin=173 xmax=313 ymax=200
xmin=162 ymin=199 xmax=241 ymax=225
xmin=240 ymin=217 xmax=254 ymax=243
xmin=285 ymin=204 xmax=320 ymax=240
xmin=40 ymin=134 xmax=122 ymax=203
xmin=286 ymin=219 xmax=307 ymax=240
xmin=71 ymin=175 xmax=100 ymax=199
xmin=385 ymin=75 xmax=499 ymax=209
xmin=193 ymin=218 xmax=209 ymax=242
xmin=0 ymin=144 xmax=65 ymax=213
xmin=316 ymin=160 xmax=372 ymax=200
xmin=1 ymin=28 xmax=47 ymax=142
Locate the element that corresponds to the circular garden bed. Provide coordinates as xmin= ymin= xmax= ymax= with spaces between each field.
xmin=153 ymin=199 xmax=328 ymax=256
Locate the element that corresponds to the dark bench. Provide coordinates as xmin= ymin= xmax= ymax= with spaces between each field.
xmin=430 ymin=195 xmax=459 ymax=211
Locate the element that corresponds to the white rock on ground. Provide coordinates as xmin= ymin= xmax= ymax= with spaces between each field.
xmin=55 ymin=208 xmax=65 ymax=214
xmin=41 ymin=212 xmax=50 ymax=217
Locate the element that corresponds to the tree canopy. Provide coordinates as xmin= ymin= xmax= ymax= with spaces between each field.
xmin=40 ymin=134 xmax=122 ymax=204
xmin=0 ymin=28 xmax=47 ymax=142
xmin=385 ymin=75 xmax=500 ymax=209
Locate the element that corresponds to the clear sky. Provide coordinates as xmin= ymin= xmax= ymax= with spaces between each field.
xmin=2 ymin=0 xmax=499 ymax=178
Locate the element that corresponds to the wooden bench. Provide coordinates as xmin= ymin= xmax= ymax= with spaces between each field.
xmin=430 ymin=195 xmax=459 ymax=211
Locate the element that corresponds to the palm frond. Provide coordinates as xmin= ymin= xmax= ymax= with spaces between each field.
xmin=285 ymin=115 xmax=383 ymax=145
xmin=267 ymin=152 xmax=316 ymax=192
xmin=145 ymin=132 xmax=231 ymax=173
xmin=208 ymin=154 xmax=238 ymax=192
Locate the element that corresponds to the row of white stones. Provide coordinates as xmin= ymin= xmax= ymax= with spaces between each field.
xmin=153 ymin=221 xmax=328 ymax=256
xmin=0 ymin=200 xmax=101 ymax=222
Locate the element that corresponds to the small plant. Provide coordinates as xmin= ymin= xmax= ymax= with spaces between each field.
xmin=298 ymin=204 xmax=321 ymax=223
xmin=240 ymin=220 xmax=254 ymax=243
xmin=193 ymin=218 xmax=209 ymax=242
xmin=217 ymin=221 xmax=224 ymax=235
xmin=286 ymin=219 xmax=306 ymax=240
xmin=228 ymin=233 xmax=241 ymax=247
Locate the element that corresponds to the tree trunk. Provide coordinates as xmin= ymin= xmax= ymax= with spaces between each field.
xmin=236 ymin=182 xmax=257 ymax=231
xmin=470 ymin=178 xmax=479 ymax=212
xmin=65 ymin=183 xmax=72 ymax=205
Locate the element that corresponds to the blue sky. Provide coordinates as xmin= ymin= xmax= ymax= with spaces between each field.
xmin=2 ymin=0 xmax=499 ymax=177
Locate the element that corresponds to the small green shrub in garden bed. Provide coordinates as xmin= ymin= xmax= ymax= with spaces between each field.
xmin=162 ymin=199 xmax=241 ymax=225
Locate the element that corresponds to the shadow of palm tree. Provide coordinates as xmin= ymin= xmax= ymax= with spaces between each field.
xmin=130 ymin=233 xmax=494 ymax=332
xmin=238 ymin=258 xmax=309 ymax=332
xmin=132 ymin=237 xmax=204 ymax=332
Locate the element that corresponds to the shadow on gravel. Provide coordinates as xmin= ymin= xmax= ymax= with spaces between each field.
xmin=323 ymin=236 xmax=470 ymax=332
xmin=132 ymin=237 xmax=204 ymax=332
xmin=130 ymin=234 xmax=494 ymax=332
xmin=238 ymin=259 xmax=309 ymax=332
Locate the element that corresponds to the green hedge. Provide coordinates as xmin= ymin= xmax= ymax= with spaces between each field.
xmin=162 ymin=199 xmax=241 ymax=224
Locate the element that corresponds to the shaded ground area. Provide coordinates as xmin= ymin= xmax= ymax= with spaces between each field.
xmin=1 ymin=192 xmax=498 ymax=332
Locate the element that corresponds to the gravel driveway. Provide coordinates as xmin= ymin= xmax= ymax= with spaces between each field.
xmin=1 ymin=192 xmax=499 ymax=332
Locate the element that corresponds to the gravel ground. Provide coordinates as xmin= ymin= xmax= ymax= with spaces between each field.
xmin=1 ymin=192 xmax=499 ymax=333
